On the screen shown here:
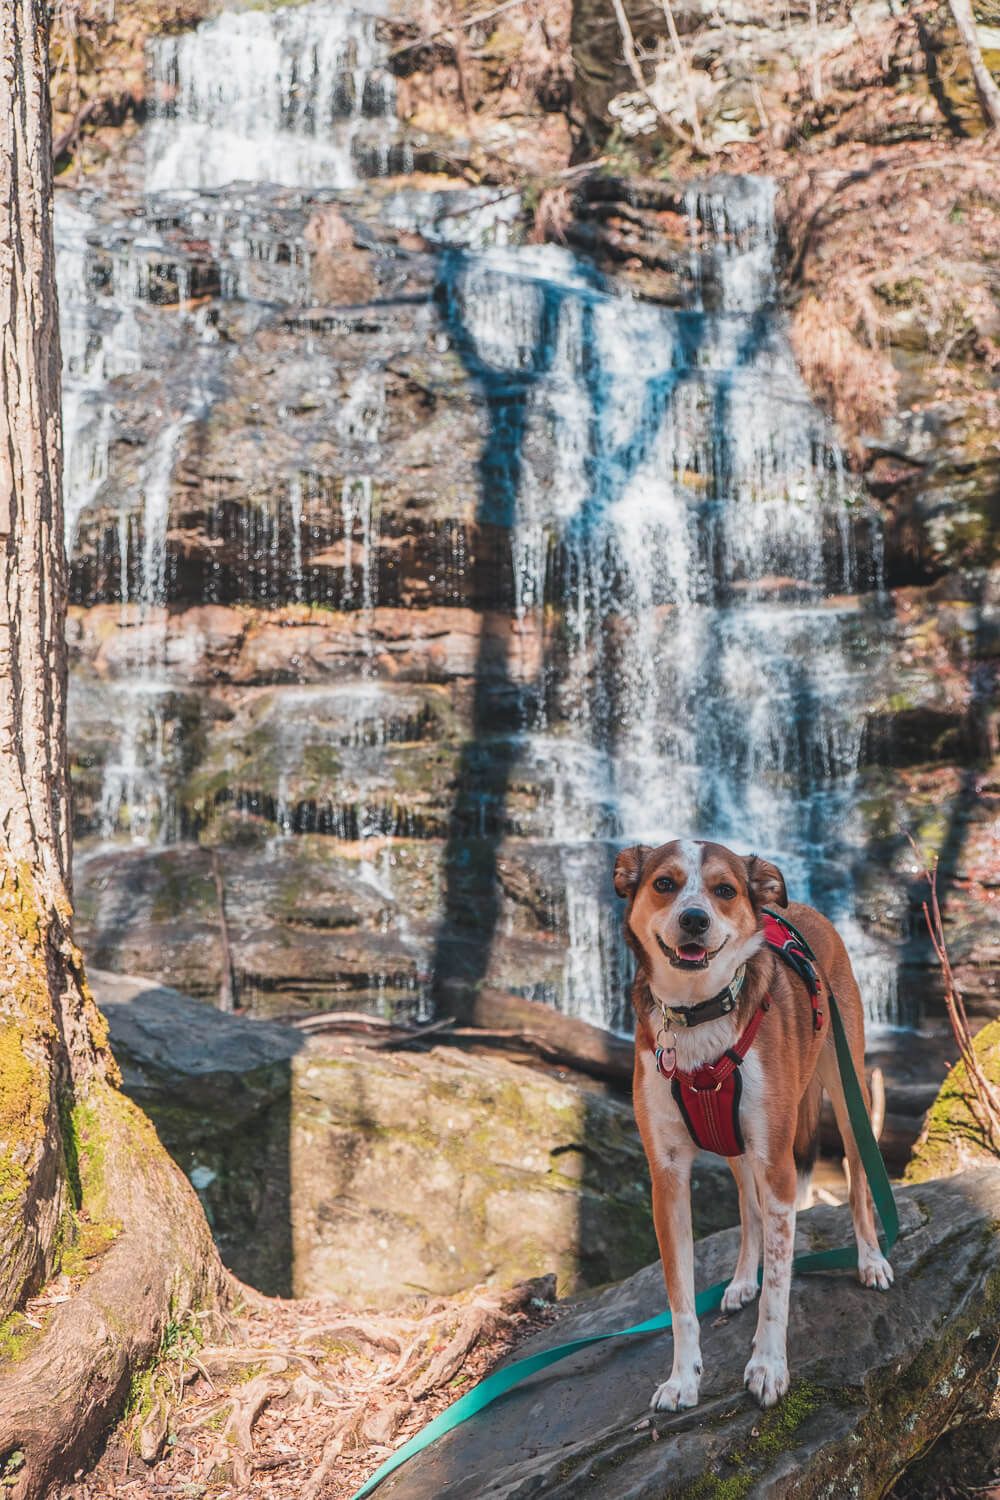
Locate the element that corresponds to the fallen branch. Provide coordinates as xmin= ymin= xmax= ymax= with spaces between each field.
xmin=610 ymin=0 xmax=694 ymax=147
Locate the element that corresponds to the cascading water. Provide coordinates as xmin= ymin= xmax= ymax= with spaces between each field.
xmin=145 ymin=0 xmax=398 ymax=191
xmin=58 ymin=1 xmax=900 ymax=1029
xmin=433 ymin=186 xmax=894 ymax=1030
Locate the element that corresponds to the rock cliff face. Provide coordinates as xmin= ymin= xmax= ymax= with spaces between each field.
xmin=57 ymin=0 xmax=997 ymax=1092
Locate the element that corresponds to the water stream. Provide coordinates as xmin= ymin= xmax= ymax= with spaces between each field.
xmin=57 ymin=1 xmax=899 ymax=1029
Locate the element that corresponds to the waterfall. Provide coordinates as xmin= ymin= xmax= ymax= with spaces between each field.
xmin=431 ymin=182 xmax=894 ymax=1030
xmin=57 ymin=2 xmax=900 ymax=1028
xmin=145 ymin=1 xmax=397 ymax=192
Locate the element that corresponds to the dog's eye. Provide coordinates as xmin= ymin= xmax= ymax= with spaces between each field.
xmin=714 ymin=883 xmax=737 ymax=900
xmin=652 ymin=876 xmax=675 ymax=893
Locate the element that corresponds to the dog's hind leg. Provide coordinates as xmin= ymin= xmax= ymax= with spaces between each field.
xmin=817 ymin=1023 xmax=893 ymax=1291
xmin=721 ymin=1157 xmax=761 ymax=1312
xmin=793 ymin=1074 xmax=822 ymax=1209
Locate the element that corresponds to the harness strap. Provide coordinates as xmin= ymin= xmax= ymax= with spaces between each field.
xmin=655 ymin=1005 xmax=766 ymax=1086
xmin=679 ymin=997 xmax=769 ymax=1089
xmin=660 ymin=999 xmax=768 ymax=1156
xmin=348 ymin=990 xmax=899 ymax=1500
xmin=762 ymin=908 xmax=824 ymax=1032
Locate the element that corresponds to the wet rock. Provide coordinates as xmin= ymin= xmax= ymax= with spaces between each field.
xmin=73 ymin=835 xmax=627 ymax=1024
xmin=380 ymin=1169 xmax=1000 ymax=1500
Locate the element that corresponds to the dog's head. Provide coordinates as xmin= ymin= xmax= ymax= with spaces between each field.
xmin=614 ymin=838 xmax=787 ymax=1001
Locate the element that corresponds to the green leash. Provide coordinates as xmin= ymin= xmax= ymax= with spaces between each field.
xmin=349 ymin=993 xmax=898 ymax=1499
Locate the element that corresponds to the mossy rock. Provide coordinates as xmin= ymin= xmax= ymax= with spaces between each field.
xmin=906 ymin=1018 xmax=1000 ymax=1183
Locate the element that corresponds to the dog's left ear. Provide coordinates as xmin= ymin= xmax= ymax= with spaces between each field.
xmin=744 ymin=854 xmax=788 ymax=909
xmin=614 ymin=845 xmax=652 ymax=899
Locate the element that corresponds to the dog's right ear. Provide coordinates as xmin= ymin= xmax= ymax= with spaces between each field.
xmin=613 ymin=845 xmax=652 ymax=899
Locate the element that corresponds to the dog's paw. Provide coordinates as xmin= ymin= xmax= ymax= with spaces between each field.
xmin=721 ymin=1277 xmax=759 ymax=1313
xmin=650 ymin=1371 xmax=701 ymax=1412
xmin=858 ymin=1247 xmax=894 ymax=1290
xmin=744 ymin=1352 xmax=789 ymax=1408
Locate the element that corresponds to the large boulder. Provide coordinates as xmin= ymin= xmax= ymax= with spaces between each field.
xmin=291 ymin=1039 xmax=741 ymax=1307
xmin=380 ymin=1169 xmax=1000 ymax=1499
xmin=94 ymin=970 xmax=738 ymax=1308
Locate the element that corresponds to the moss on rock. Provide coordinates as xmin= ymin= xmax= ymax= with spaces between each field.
xmin=906 ymin=1018 xmax=1000 ymax=1183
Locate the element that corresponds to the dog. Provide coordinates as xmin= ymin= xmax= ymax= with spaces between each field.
xmin=614 ymin=837 xmax=892 ymax=1411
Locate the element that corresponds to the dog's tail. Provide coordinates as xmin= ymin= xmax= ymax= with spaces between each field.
xmin=793 ymin=1075 xmax=822 ymax=1209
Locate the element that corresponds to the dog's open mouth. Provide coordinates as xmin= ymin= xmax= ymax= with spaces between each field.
xmin=655 ymin=933 xmax=728 ymax=970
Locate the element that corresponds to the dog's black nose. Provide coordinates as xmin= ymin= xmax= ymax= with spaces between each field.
xmin=679 ymin=907 xmax=711 ymax=936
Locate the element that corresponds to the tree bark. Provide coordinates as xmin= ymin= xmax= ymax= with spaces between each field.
xmin=0 ymin=4 xmax=223 ymax=1494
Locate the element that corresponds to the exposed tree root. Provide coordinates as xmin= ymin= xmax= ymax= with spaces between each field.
xmin=0 ymin=1087 xmax=225 ymax=1500
xmin=55 ymin=1273 xmax=558 ymax=1500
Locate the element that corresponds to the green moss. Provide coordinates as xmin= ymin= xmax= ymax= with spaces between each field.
xmin=58 ymin=1216 xmax=120 ymax=1278
xmin=0 ymin=1448 xmax=25 ymax=1489
xmin=875 ymin=276 xmax=926 ymax=308
xmin=69 ymin=1100 xmax=107 ymax=1204
xmin=906 ymin=1019 xmax=1000 ymax=1183
xmin=0 ymin=866 xmax=60 ymax=1284
xmin=150 ymin=869 xmax=217 ymax=923
xmin=753 ymin=1381 xmax=823 ymax=1454
xmin=0 ymin=1313 xmax=41 ymax=1365
xmin=681 ymin=1473 xmax=753 ymax=1500
xmin=679 ymin=1382 xmax=824 ymax=1498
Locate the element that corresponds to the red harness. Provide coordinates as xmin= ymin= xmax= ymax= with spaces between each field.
xmin=652 ymin=910 xmax=823 ymax=1158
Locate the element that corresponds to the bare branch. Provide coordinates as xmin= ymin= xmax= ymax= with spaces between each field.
xmin=658 ymin=0 xmax=706 ymax=151
xmin=908 ymin=836 xmax=1000 ymax=1153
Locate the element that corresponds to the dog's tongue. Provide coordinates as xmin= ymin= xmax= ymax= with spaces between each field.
xmin=679 ymin=943 xmax=707 ymax=962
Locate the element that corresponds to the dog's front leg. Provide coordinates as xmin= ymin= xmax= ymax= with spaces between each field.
xmin=744 ymin=1154 xmax=796 ymax=1407
xmin=649 ymin=1155 xmax=702 ymax=1411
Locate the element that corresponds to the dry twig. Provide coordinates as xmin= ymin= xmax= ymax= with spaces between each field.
xmin=909 ymin=838 xmax=1000 ymax=1153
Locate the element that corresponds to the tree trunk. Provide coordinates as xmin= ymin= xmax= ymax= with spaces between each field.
xmin=0 ymin=5 xmax=223 ymax=1495
xmin=947 ymin=0 xmax=1000 ymax=130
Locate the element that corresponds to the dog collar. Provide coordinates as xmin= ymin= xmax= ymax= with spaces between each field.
xmin=647 ymin=965 xmax=747 ymax=1030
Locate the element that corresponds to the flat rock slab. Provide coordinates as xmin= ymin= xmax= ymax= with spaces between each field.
xmin=381 ymin=1169 xmax=1000 ymax=1499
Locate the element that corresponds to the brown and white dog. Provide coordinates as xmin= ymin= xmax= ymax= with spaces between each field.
xmin=615 ymin=837 xmax=892 ymax=1411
